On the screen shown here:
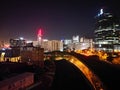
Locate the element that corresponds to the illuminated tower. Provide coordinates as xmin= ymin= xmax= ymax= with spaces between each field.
xmin=37 ymin=29 xmax=42 ymax=46
xmin=94 ymin=8 xmax=120 ymax=52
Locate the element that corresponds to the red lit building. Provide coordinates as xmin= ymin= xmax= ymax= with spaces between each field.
xmin=0 ymin=72 xmax=34 ymax=90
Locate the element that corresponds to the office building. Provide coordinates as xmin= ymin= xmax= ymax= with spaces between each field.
xmin=94 ymin=8 xmax=120 ymax=52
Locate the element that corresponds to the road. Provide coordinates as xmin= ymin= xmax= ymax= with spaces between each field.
xmin=54 ymin=54 xmax=105 ymax=90
xmin=50 ymin=59 xmax=94 ymax=90
xmin=76 ymin=55 xmax=120 ymax=90
xmin=44 ymin=51 xmax=120 ymax=90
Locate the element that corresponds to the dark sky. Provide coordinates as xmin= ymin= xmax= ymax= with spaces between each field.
xmin=0 ymin=0 xmax=120 ymax=42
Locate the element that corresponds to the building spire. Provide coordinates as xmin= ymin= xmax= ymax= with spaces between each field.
xmin=37 ymin=28 xmax=43 ymax=46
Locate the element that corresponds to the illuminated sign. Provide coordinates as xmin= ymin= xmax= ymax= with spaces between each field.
xmin=98 ymin=9 xmax=103 ymax=16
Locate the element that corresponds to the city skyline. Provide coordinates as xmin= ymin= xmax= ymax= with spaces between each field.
xmin=1 ymin=0 xmax=120 ymax=42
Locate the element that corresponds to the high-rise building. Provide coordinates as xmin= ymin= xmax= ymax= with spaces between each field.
xmin=8 ymin=38 xmax=44 ymax=68
xmin=33 ymin=39 xmax=63 ymax=52
xmin=37 ymin=29 xmax=42 ymax=46
xmin=94 ymin=8 xmax=120 ymax=52
xmin=42 ymin=40 xmax=63 ymax=52
xmin=10 ymin=37 xmax=26 ymax=47
xmin=72 ymin=35 xmax=79 ymax=43
xmin=62 ymin=37 xmax=93 ymax=51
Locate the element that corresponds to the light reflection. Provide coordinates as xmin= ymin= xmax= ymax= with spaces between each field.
xmin=53 ymin=55 xmax=105 ymax=90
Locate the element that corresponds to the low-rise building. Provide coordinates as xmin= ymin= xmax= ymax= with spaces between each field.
xmin=0 ymin=72 xmax=34 ymax=90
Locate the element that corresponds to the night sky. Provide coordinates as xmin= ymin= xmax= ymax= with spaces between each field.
xmin=0 ymin=0 xmax=120 ymax=42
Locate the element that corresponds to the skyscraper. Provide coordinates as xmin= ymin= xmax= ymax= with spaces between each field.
xmin=94 ymin=8 xmax=120 ymax=52
xmin=37 ymin=29 xmax=42 ymax=46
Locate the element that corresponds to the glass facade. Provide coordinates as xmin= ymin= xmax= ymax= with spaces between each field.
xmin=94 ymin=9 xmax=120 ymax=52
